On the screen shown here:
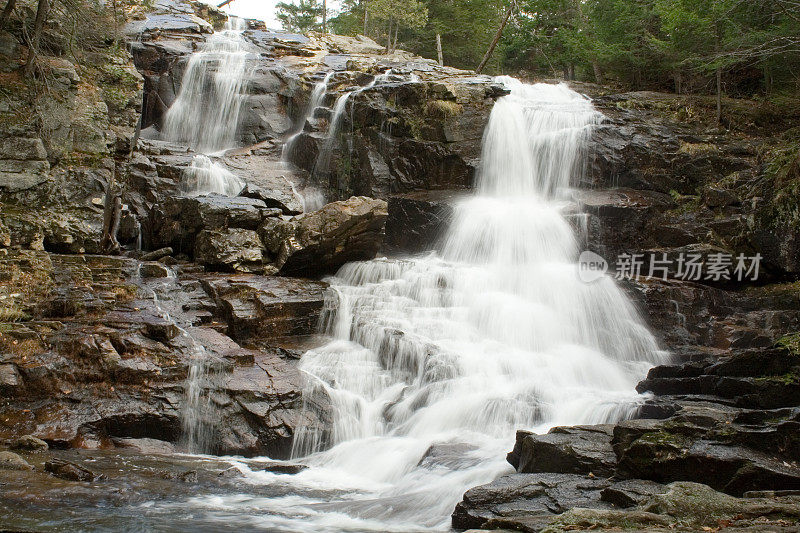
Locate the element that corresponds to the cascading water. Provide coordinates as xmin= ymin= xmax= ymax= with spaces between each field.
xmin=163 ymin=17 xmax=249 ymax=153
xmin=134 ymin=266 xmax=217 ymax=454
xmin=156 ymin=16 xmax=250 ymax=452
xmin=184 ymin=78 xmax=668 ymax=531
xmin=162 ymin=17 xmax=249 ymax=196
xmin=282 ymin=71 xmax=335 ymax=161
xmin=181 ymin=154 xmax=245 ymax=196
xmin=312 ymin=70 xmax=394 ymax=180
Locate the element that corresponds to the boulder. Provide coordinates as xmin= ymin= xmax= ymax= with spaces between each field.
xmin=260 ymin=196 xmax=388 ymax=277
xmin=509 ymin=425 xmax=617 ymax=477
xmin=0 ymin=451 xmax=33 ymax=471
xmin=112 ymin=437 xmax=177 ymax=454
xmin=10 ymin=434 xmax=49 ymax=452
xmin=194 ymin=228 xmax=266 ymax=273
xmin=150 ymin=195 xmax=280 ymax=255
xmin=451 ymin=473 xmax=611 ymax=530
xmin=45 ymin=459 xmax=104 ymax=482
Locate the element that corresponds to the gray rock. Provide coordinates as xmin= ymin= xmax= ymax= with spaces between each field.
xmin=511 ymin=424 xmax=617 ymax=477
xmin=194 ymin=228 xmax=266 ymax=273
xmin=45 ymin=459 xmax=104 ymax=482
xmin=260 ymin=196 xmax=388 ymax=277
xmin=138 ymin=261 xmax=172 ymax=278
xmin=451 ymin=473 xmax=611 ymax=530
xmin=0 ymin=451 xmax=33 ymax=470
xmin=600 ymin=479 xmax=666 ymax=508
xmin=140 ymin=247 xmax=174 ymax=261
xmin=10 ymin=435 xmax=49 ymax=452
xmin=112 ymin=437 xmax=177 ymax=454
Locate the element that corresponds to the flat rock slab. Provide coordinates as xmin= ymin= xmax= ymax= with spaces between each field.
xmin=509 ymin=424 xmax=617 ymax=478
xmin=451 ymin=473 xmax=612 ymax=530
xmin=200 ymin=274 xmax=328 ymax=341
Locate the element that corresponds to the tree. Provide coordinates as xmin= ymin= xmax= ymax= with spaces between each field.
xmin=367 ymin=0 xmax=428 ymax=52
xmin=0 ymin=0 xmax=16 ymax=30
xmin=276 ymin=0 xmax=325 ymax=33
xmin=476 ymin=4 xmax=513 ymax=73
xmin=24 ymin=0 xmax=50 ymax=76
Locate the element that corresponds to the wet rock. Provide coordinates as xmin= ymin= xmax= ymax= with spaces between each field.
xmin=0 ymin=363 xmax=22 ymax=393
xmin=260 ymin=196 xmax=388 ymax=277
xmin=600 ymin=479 xmax=667 ymax=508
xmin=510 ymin=425 xmax=616 ymax=477
xmin=0 ymin=451 xmax=33 ymax=470
xmin=451 ymin=473 xmax=611 ymax=530
xmin=138 ymin=261 xmax=171 ymax=278
xmin=249 ymin=460 xmax=308 ymax=474
xmin=614 ymin=425 xmax=800 ymax=496
xmin=200 ymin=274 xmax=328 ymax=340
xmin=140 ymin=247 xmax=174 ymax=261
xmin=385 ymin=191 xmax=463 ymax=254
xmin=9 ymin=435 xmax=49 ymax=452
xmin=111 ymin=437 xmax=176 ymax=454
xmin=45 ymin=459 xmax=104 ymax=481
xmin=194 ymin=228 xmax=266 ymax=273
xmin=150 ymin=195 xmax=277 ymax=256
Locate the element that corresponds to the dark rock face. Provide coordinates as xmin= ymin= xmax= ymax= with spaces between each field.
xmin=261 ymin=196 xmax=388 ymax=276
xmin=509 ymin=425 xmax=617 ymax=478
xmin=0 ymin=252 xmax=330 ymax=457
xmin=452 ymin=473 xmax=613 ymax=530
xmin=384 ymin=190 xmax=465 ymax=254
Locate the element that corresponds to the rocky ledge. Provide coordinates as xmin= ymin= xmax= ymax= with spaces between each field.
xmin=0 ymin=251 xmax=331 ymax=457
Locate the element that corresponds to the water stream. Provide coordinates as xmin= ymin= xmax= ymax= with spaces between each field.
xmin=162 ymin=17 xmax=249 ymax=196
xmin=177 ymin=78 xmax=668 ymax=531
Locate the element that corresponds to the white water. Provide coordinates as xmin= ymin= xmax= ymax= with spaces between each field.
xmin=312 ymin=70 xmax=395 ymax=180
xmin=163 ymin=17 xmax=249 ymax=153
xmin=181 ymin=154 xmax=244 ymax=197
xmin=282 ymin=71 xmax=336 ymax=161
xmin=162 ymin=17 xmax=249 ymax=196
xmin=185 ymin=79 xmax=668 ymax=531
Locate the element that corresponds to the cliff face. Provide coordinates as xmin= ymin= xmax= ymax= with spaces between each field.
xmin=0 ymin=0 xmax=799 ymax=527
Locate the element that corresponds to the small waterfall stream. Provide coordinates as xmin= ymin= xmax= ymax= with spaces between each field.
xmin=182 ymin=78 xmax=668 ymax=531
xmin=162 ymin=17 xmax=249 ymax=196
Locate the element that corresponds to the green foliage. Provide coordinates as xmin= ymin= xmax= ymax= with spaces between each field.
xmin=276 ymin=0 xmax=325 ymax=33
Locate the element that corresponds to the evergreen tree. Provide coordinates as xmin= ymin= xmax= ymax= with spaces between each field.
xmin=276 ymin=0 xmax=325 ymax=33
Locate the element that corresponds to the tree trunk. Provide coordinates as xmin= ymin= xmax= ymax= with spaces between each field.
xmin=322 ymin=0 xmax=327 ymax=33
xmin=24 ymin=0 xmax=49 ymax=77
xmin=673 ymin=69 xmax=682 ymax=94
xmin=0 ymin=0 xmax=16 ymax=30
xmin=436 ymin=33 xmax=443 ymax=66
xmin=476 ymin=5 xmax=513 ymax=74
xmin=386 ymin=17 xmax=392 ymax=53
xmin=716 ymin=66 xmax=722 ymax=127
xmin=392 ymin=25 xmax=398 ymax=52
xmin=592 ymin=59 xmax=603 ymax=84
xmin=764 ymin=64 xmax=772 ymax=95
xmin=363 ymin=0 xmax=368 ymax=35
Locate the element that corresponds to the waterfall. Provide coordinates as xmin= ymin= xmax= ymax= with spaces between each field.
xmin=282 ymin=71 xmax=335 ymax=162
xmin=181 ymin=154 xmax=244 ymax=197
xmin=162 ymin=17 xmax=249 ymax=196
xmin=312 ymin=71 xmax=394 ymax=178
xmin=134 ymin=266 xmax=217 ymax=454
xmin=184 ymin=79 xmax=668 ymax=531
